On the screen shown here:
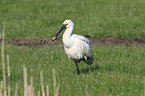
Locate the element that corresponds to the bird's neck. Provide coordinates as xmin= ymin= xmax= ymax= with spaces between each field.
xmin=62 ymin=27 xmax=73 ymax=48
xmin=63 ymin=27 xmax=73 ymax=38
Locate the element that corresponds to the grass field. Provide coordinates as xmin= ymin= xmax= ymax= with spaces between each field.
xmin=0 ymin=0 xmax=145 ymax=96
xmin=1 ymin=45 xmax=144 ymax=95
xmin=0 ymin=0 xmax=145 ymax=38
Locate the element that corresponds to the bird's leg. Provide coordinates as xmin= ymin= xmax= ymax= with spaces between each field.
xmin=76 ymin=60 xmax=80 ymax=63
xmin=74 ymin=60 xmax=80 ymax=75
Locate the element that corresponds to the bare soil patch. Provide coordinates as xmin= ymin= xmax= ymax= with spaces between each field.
xmin=86 ymin=35 xmax=145 ymax=47
xmin=0 ymin=35 xmax=145 ymax=47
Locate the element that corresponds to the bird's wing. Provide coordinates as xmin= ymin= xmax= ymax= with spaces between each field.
xmin=72 ymin=34 xmax=91 ymax=45
xmin=78 ymin=35 xmax=91 ymax=45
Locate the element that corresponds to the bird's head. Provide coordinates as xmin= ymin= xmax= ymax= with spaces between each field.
xmin=63 ymin=19 xmax=74 ymax=28
xmin=51 ymin=19 xmax=74 ymax=41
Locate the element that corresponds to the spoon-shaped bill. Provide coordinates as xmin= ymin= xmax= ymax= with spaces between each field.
xmin=51 ymin=24 xmax=66 ymax=41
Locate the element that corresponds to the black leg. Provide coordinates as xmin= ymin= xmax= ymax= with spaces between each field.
xmin=76 ymin=60 xmax=80 ymax=63
xmin=74 ymin=60 xmax=80 ymax=75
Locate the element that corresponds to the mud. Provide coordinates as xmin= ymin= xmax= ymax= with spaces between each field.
xmin=0 ymin=35 xmax=145 ymax=47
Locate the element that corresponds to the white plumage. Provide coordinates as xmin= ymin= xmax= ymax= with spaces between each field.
xmin=52 ymin=19 xmax=94 ymax=74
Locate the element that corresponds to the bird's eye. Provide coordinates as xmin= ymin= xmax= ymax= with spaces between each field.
xmin=65 ymin=24 xmax=68 ymax=27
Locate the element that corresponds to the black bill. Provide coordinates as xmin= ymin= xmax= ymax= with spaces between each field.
xmin=51 ymin=24 xmax=66 ymax=41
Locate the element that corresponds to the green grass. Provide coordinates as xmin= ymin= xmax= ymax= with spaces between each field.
xmin=0 ymin=0 xmax=145 ymax=38
xmin=0 ymin=45 xmax=144 ymax=95
xmin=0 ymin=0 xmax=145 ymax=95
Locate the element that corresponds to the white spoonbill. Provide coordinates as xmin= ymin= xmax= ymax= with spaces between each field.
xmin=51 ymin=19 xmax=94 ymax=75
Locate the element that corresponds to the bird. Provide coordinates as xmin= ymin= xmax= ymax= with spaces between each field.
xmin=51 ymin=19 xmax=94 ymax=75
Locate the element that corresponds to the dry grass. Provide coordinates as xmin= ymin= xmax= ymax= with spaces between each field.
xmin=14 ymin=82 xmax=18 ymax=96
xmin=7 ymin=55 xmax=10 ymax=96
xmin=0 ymin=22 xmax=60 ymax=96
xmin=0 ymin=34 xmax=1 ymax=41
xmin=0 ymin=81 xmax=3 ymax=96
xmin=1 ymin=22 xmax=7 ymax=96
xmin=143 ymin=77 xmax=145 ymax=96
xmin=53 ymin=68 xmax=60 ymax=96
xmin=86 ymin=84 xmax=89 ymax=96
xmin=40 ymin=71 xmax=45 ymax=96
xmin=46 ymin=85 xmax=49 ymax=96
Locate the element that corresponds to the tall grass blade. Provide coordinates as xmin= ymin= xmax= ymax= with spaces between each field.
xmin=55 ymin=83 xmax=60 ymax=96
xmin=38 ymin=90 xmax=40 ymax=96
xmin=40 ymin=71 xmax=45 ymax=96
xmin=0 ymin=34 xmax=1 ymax=41
xmin=0 ymin=81 xmax=3 ymax=96
xmin=2 ymin=22 xmax=7 ymax=96
xmin=30 ymin=77 xmax=35 ymax=96
xmin=46 ymin=85 xmax=49 ymax=96
xmin=143 ymin=77 xmax=145 ymax=96
xmin=86 ymin=84 xmax=89 ymax=96
xmin=53 ymin=68 xmax=60 ymax=96
xmin=15 ymin=82 xmax=18 ymax=96
xmin=52 ymin=68 xmax=56 ymax=95
xmin=7 ymin=55 xmax=10 ymax=96
xmin=7 ymin=55 xmax=10 ymax=76
xmin=30 ymin=77 xmax=33 ymax=89
xmin=23 ymin=65 xmax=27 ymax=96
xmin=27 ymin=86 xmax=34 ymax=96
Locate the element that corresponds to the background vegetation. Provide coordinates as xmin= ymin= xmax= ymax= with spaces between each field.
xmin=0 ymin=0 xmax=145 ymax=95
